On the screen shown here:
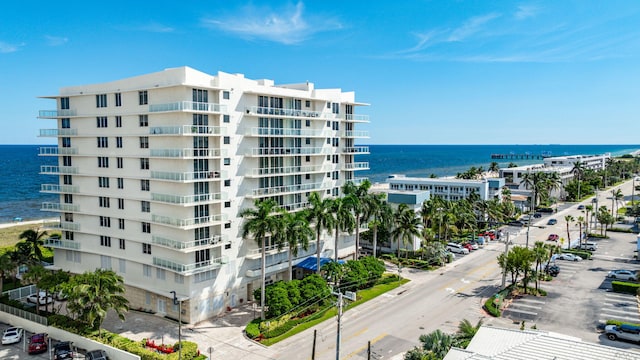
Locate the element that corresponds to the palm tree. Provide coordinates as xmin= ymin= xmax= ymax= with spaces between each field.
xmin=455 ymin=318 xmax=483 ymax=349
xmin=0 ymin=253 xmax=14 ymax=294
xmin=240 ymin=198 xmax=281 ymax=320
xmin=576 ymin=216 xmax=586 ymax=246
xmin=368 ymin=193 xmax=392 ymax=257
xmin=564 ymin=215 xmax=575 ymax=248
xmin=330 ymin=197 xmax=355 ymax=262
xmin=392 ymin=204 xmax=421 ymax=259
xmin=532 ymin=241 xmax=548 ymax=293
xmin=307 ymin=192 xmax=335 ymax=273
xmin=572 ymin=161 xmax=585 ymax=201
xmin=280 ymin=211 xmax=313 ymax=281
xmin=489 ymin=162 xmax=499 ymax=173
xmin=419 ymin=329 xmax=453 ymax=359
xmin=22 ymin=264 xmax=47 ymax=315
xmin=19 ymin=229 xmax=48 ymax=262
xmin=342 ymin=179 xmax=372 ymax=260
xmin=611 ymin=188 xmax=624 ymax=218
xmin=584 ymin=205 xmax=594 ymax=235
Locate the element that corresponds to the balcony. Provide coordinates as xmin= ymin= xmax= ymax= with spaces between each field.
xmin=39 ymin=129 xmax=78 ymax=137
xmin=149 ymin=148 xmax=227 ymax=159
xmin=152 ymin=214 xmax=227 ymax=229
xmin=153 ymin=256 xmax=227 ymax=275
xmin=151 ymin=192 xmax=226 ymax=205
xmin=278 ymin=201 xmax=310 ymax=212
xmin=149 ymin=125 xmax=225 ymax=136
xmin=246 ymin=240 xmax=320 ymax=260
xmin=344 ymin=114 xmax=370 ymax=123
xmin=40 ymin=166 xmax=79 ymax=175
xmin=41 ymin=202 xmax=79 ymax=212
xmin=342 ymin=146 xmax=370 ymax=154
xmin=151 ymin=170 xmax=227 ymax=182
xmin=342 ymin=162 xmax=370 ymax=171
xmin=44 ymin=238 xmax=80 ymax=250
xmin=39 ymin=147 xmax=78 ymax=156
xmin=38 ymin=109 xmax=77 ymax=118
xmin=245 ymin=106 xmax=325 ymax=118
xmin=351 ymin=177 xmax=368 ymax=185
xmin=41 ymin=184 xmax=79 ymax=194
xmin=148 ymin=101 xmax=227 ymax=114
xmin=152 ymin=234 xmax=227 ymax=251
xmin=246 ymin=127 xmax=330 ymax=137
xmin=249 ymin=182 xmax=325 ymax=197
xmin=48 ymin=222 xmax=80 ymax=231
xmin=250 ymin=147 xmax=327 ymax=156
xmin=343 ymin=130 xmax=369 ymax=138
xmin=248 ymin=164 xmax=330 ymax=177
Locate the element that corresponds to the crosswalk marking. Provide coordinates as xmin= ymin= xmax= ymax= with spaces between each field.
xmin=504 ymin=308 xmax=538 ymax=316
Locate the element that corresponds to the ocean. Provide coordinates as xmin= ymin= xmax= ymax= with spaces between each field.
xmin=0 ymin=144 xmax=638 ymax=223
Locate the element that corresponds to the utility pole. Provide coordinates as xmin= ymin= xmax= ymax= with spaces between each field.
xmin=501 ymin=232 xmax=510 ymax=288
xmin=332 ymin=289 xmax=356 ymax=360
xmin=367 ymin=340 xmax=371 ymax=360
xmin=311 ymin=329 xmax=317 ymax=360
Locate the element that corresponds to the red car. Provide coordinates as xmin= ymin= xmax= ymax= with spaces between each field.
xmin=479 ymin=232 xmax=495 ymax=240
xmin=547 ymin=234 xmax=559 ymax=242
xmin=28 ymin=333 xmax=48 ymax=354
xmin=461 ymin=243 xmax=475 ymax=251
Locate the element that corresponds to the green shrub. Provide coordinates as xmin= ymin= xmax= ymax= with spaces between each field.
xmin=588 ymin=233 xmax=608 ymax=239
xmin=611 ymin=281 xmax=640 ymax=294
xmin=483 ymin=298 xmax=501 ymax=317
xmin=606 ymin=319 xmax=640 ymax=327
xmin=609 ymin=227 xmax=635 ymax=233
xmin=245 ymin=320 xmax=261 ymax=339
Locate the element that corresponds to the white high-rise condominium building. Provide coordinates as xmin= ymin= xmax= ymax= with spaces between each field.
xmin=38 ymin=67 xmax=369 ymax=323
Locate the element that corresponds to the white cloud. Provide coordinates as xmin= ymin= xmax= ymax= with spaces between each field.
xmin=447 ymin=13 xmax=501 ymax=42
xmin=138 ymin=23 xmax=175 ymax=33
xmin=201 ymin=1 xmax=342 ymax=45
xmin=515 ymin=5 xmax=539 ymax=20
xmin=45 ymin=35 xmax=68 ymax=46
xmin=0 ymin=41 xmax=24 ymax=53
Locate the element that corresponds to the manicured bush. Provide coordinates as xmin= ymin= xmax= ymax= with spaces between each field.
xmin=483 ymin=297 xmax=501 ymax=317
xmin=611 ymin=281 xmax=640 ymax=295
xmin=606 ymin=319 xmax=640 ymax=327
xmin=588 ymin=233 xmax=608 ymax=239
xmin=609 ymin=227 xmax=635 ymax=233
xmin=245 ymin=320 xmax=261 ymax=339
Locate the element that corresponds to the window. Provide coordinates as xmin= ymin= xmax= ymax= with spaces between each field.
xmin=223 ymin=136 xmax=230 ymax=145
xmin=99 ymin=216 xmax=111 ymax=227
xmin=305 ymin=138 xmax=311 ymax=145
xmin=60 ymin=97 xmax=70 ymax=110
xmin=223 ymin=91 xmax=230 ymax=99
xmin=142 ymin=222 xmax=151 ymax=233
xmin=115 ymin=116 xmax=122 ymax=127
xmin=63 ymin=175 xmax=72 ymax=185
xmin=115 ymin=93 xmax=122 ymax=107
xmin=141 ymin=179 xmax=150 ymax=191
xmin=326 ymin=138 xmax=331 ymax=144
xmin=63 ymin=156 xmax=72 ymax=166
xmin=96 ymin=94 xmax=107 ymax=108
xmin=327 ymin=172 xmax=331 ymax=178
xmin=305 ymin=100 xmax=311 ymax=107
xmin=100 ymin=236 xmax=111 ymax=247
xmin=97 ymin=137 xmax=108 ymax=148
xmin=139 ymin=115 xmax=148 ymax=127
xmin=223 ymin=115 xmax=230 ymax=123
xmin=119 ymin=238 xmax=126 ymax=250
xmin=96 ymin=116 xmax=108 ymax=128
xmin=116 ymin=137 xmax=123 ymax=148
xmin=142 ymin=243 xmax=151 ymax=254
xmin=140 ymin=136 xmax=149 ymax=149
xmin=327 ymin=102 xmax=331 ymax=109
xmin=224 ymin=201 xmax=231 ymax=208
xmin=61 ymin=118 xmax=70 ymax=128
xmin=332 ymin=138 xmax=339 ymax=147
xmin=332 ymin=121 xmax=339 ymax=130
xmin=118 ymin=198 xmax=124 ymax=209
xmin=327 ymin=120 xmax=331 ymax=127
xmin=224 ymin=222 xmax=231 ymax=229
xmin=223 ymin=158 xmax=231 ymax=166
xmin=156 ymin=268 xmax=166 ymax=280
xmin=333 ymin=187 xmax=339 ymax=196
xmin=332 ymin=103 xmax=339 ymax=114
xmin=333 ymin=155 xmax=339 ymax=164
xmin=64 ymin=212 xmax=73 ymax=222
xmin=118 ymin=218 xmax=125 ymax=230
xmin=64 ymin=194 xmax=73 ymax=204
xmin=62 ymin=137 xmax=71 ymax=148
xmin=305 ymin=174 xmax=310 ymax=180
xmin=332 ymin=171 xmax=339 ymax=180
xmin=117 ymin=178 xmax=124 ymax=189
xmin=224 ymin=179 xmax=231 ymax=187
xmin=64 ymin=231 xmax=74 ymax=240
xmin=139 ymin=90 xmax=148 ymax=105
xmin=175 ymin=274 xmax=184 ymax=284
xmin=119 ymin=258 xmax=126 ymax=273
xmin=98 ymin=156 xmax=109 ymax=168
xmin=99 ymin=177 xmax=110 ymax=188
xmin=66 ymin=251 xmax=81 ymax=263
xmin=141 ymin=201 xmax=150 ymax=213
xmin=305 ymin=156 xmax=310 ymax=162
xmin=99 ymin=196 xmax=110 ymax=208
xmin=140 ymin=158 xmax=149 ymax=170
xmin=143 ymin=265 xmax=152 ymax=278
xmin=305 ymin=119 xmax=310 ymax=127
xmin=225 ymin=243 xmax=232 ymax=250
xmin=117 ymin=157 xmax=123 ymax=168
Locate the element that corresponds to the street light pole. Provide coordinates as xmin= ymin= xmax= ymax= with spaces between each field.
xmin=171 ymin=291 xmax=182 ymax=360
xmin=501 ymin=232 xmax=510 ymax=288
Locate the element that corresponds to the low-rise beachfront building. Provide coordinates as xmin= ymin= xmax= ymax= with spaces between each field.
xmin=544 ymin=153 xmax=610 ymax=171
xmin=37 ymin=66 xmax=369 ymax=323
xmin=499 ymin=164 xmax=574 ymax=200
xmin=387 ymin=175 xmax=502 ymax=201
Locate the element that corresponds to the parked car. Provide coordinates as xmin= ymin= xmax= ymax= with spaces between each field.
xmin=446 ymin=243 xmax=470 ymax=255
xmin=545 ymin=264 xmax=560 ymax=277
xmin=28 ymin=333 xmax=48 ymax=354
xmin=27 ymin=291 xmax=54 ymax=305
xmin=479 ymin=231 xmax=495 ymax=240
xmin=547 ymin=218 xmax=557 ymax=225
xmin=533 ymin=212 xmax=542 ymax=218
xmin=2 ymin=327 xmax=23 ymax=345
xmin=605 ymin=324 xmax=640 ymax=342
xmin=577 ymin=204 xmax=585 ymax=210
xmin=507 ymin=220 xmax=525 ymax=227
xmin=556 ymin=253 xmax=583 ymax=261
xmin=537 ymin=207 xmax=554 ymax=213
xmin=607 ymin=270 xmax=638 ymax=281
xmin=547 ymin=234 xmax=559 ymax=241
xmin=53 ymin=341 xmax=73 ymax=359
xmin=463 ymin=242 xmax=478 ymax=250
xmin=579 ymin=242 xmax=598 ymax=251
xmin=86 ymin=349 xmax=109 ymax=360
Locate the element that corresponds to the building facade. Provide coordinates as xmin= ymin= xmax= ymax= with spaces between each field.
xmin=38 ymin=67 xmax=369 ymax=323
xmin=387 ymin=175 xmax=496 ymax=201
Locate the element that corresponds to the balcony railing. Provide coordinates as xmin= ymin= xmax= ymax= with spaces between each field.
xmin=246 ymin=240 xmax=320 ymax=260
xmin=38 ymin=109 xmax=77 ymax=118
xmin=40 ymin=166 xmax=79 ymax=175
xmin=343 ymin=130 xmax=369 ymax=138
xmin=246 ymin=127 xmax=330 ymax=137
xmin=151 ymin=192 xmax=226 ymax=205
xmin=342 ymin=146 xmax=370 ymax=154
xmin=250 ymin=164 xmax=330 ymax=177
xmin=150 ymin=148 xmax=227 ymax=158
xmin=49 ymin=222 xmax=80 ymax=231
xmin=245 ymin=106 xmax=325 ymax=118
xmin=41 ymin=184 xmax=79 ymax=194
xmin=250 ymin=147 xmax=327 ymax=156
xmin=149 ymin=101 xmax=227 ymax=114
xmin=152 ymin=234 xmax=227 ymax=251
xmin=342 ymin=162 xmax=370 ymax=170
xmin=278 ymin=201 xmax=310 ymax=212
xmin=39 ymin=147 xmax=78 ymax=156
xmin=153 ymin=256 xmax=227 ymax=275
xmin=44 ymin=238 xmax=80 ymax=250
xmin=39 ymin=129 xmax=78 ymax=137
xmin=344 ymin=114 xmax=370 ymax=122
xmin=151 ymin=170 xmax=226 ymax=182
xmin=149 ymin=125 xmax=225 ymax=136
xmin=152 ymin=214 xmax=227 ymax=228
xmin=41 ymin=202 xmax=79 ymax=212
xmin=250 ymin=182 xmax=324 ymax=197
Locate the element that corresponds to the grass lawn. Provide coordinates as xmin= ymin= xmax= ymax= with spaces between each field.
xmin=0 ymin=222 xmax=59 ymax=256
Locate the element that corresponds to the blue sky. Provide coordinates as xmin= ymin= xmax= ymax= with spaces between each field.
xmin=1 ymin=1 xmax=640 ymax=145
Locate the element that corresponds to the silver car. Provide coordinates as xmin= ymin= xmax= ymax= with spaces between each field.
xmin=605 ymin=324 xmax=640 ymax=342
xmin=607 ymin=270 xmax=637 ymax=281
xmin=2 ymin=327 xmax=23 ymax=345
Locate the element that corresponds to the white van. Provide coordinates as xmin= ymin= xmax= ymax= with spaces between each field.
xmin=447 ymin=243 xmax=470 ymax=255
xmin=579 ymin=242 xmax=598 ymax=251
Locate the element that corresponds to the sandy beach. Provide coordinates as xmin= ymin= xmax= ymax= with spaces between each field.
xmin=0 ymin=218 xmax=59 ymax=230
